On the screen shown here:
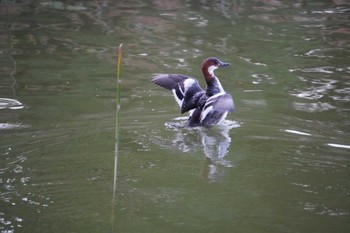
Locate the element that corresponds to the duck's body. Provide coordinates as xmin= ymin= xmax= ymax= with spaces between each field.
xmin=152 ymin=57 xmax=234 ymax=127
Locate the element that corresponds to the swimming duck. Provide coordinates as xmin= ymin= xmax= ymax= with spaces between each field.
xmin=152 ymin=57 xmax=234 ymax=127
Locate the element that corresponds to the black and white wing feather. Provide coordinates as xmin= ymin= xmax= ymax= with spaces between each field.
xmin=200 ymin=93 xmax=235 ymax=126
xmin=206 ymin=93 xmax=235 ymax=113
xmin=152 ymin=74 xmax=204 ymax=113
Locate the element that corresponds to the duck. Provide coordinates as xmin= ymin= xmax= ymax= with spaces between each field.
xmin=152 ymin=57 xmax=235 ymax=127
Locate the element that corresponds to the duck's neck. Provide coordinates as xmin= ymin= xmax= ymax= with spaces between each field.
xmin=206 ymin=76 xmax=225 ymax=96
xmin=203 ymin=68 xmax=225 ymax=96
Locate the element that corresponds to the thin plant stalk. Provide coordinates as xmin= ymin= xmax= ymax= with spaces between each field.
xmin=114 ymin=43 xmax=122 ymax=198
xmin=111 ymin=43 xmax=122 ymax=232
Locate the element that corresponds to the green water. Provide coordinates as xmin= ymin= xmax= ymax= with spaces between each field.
xmin=1 ymin=1 xmax=349 ymax=232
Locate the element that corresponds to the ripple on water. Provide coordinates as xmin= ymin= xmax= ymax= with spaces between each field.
xmin=0 ymin=126 xmax=70 ymax=232
xmin=284 ymin=129 xmax=312 ymax=136
xmin=151 ymin=117 xmax=240 ymax=177
xmin=251 ymin=73 xmax=276 ymax=85
xmin=332 ymin=86 xmax=350 ymax=102
xmin=290 ymin=76 xmax=350 ymax=112
xmin=0 ymin=99 xmax=27 ymax=130
xmin=291 ymin=78 xmax=338 ymax=100
xmin=311 ymin=6 xmax=350 ymax=15
xmin=299 ymin=201 xmax=349 ymax=217
xmin=289 ymin=66 xmax=335 ymax=74
xmin=163 ymin=118 xmax=241 ymax=147
xmin=295 ymin=47 xmax=347 ymax=59
xmin=0 ymin=98 xmax=24 ymax=110
xmin=292 ymin=102 xmax=336 ymax=112
xmin=0 ymin=123 xmax=30 ymax=130
xmin=238 ymin=56 xmax=267 ymax=67
xmin=327 ymin=143 xmax=350 ymax=149
xmin=165 ymin=118 xmax=241 ymax=130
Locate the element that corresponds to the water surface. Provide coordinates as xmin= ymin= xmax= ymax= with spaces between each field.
xmin=0 ymin=1 xmax=349 ymax=232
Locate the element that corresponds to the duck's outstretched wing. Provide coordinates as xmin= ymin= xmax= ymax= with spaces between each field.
xmin=200 ymin=93 xmax=235 ymax=126
xmin=206 ymin=93 xmax=235 ymax=113
xmin=152 ymin=74 xmax=204 ymax=113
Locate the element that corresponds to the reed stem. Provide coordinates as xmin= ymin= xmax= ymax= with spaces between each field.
xmin=113 ymin=43 xmax=122 ymax=199
xmin=111 ymin=43 xmax=122 ymax=233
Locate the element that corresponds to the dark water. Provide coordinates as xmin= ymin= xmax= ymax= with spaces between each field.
xmin=1 ymin=0 xmax=350 ymax=232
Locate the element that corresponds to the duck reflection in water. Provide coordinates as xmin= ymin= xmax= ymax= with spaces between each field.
xmin=165 ymin=120 xmax=239 ymax=182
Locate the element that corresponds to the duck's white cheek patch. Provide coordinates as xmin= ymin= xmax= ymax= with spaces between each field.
xmin=208 ymin=65 xmax=218 ymax=76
